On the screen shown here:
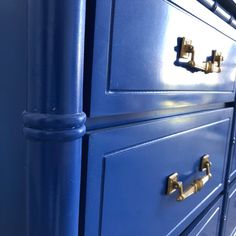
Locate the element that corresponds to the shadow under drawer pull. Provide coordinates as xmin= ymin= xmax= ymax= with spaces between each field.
xmin=179 ymin=37 xmax=223 ymax=73
xmin=166 ymin=154 xmax=212 ymax=201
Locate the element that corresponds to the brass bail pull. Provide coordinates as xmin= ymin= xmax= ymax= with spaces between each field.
xmin=179 ymin=37 xmax=223 ymax=73
xmin=166 ymin=155 xmax=212 ymax=201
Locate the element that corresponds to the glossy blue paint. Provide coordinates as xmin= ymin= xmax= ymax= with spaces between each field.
xmin=85 ymin=103 xmax=226 ymax=131
xmin=229 ymin=141 xmax=236 ymax=182
xmin=83 ymin=108 xmax=232 ymax=236
xmin=0 ymin=1 xmax=27 ymax=236
xmin=182 ymin=197 xmax=223 ymax=236
xmin=86 ymin=0 xmax=236 ymax=117
xmin=221 ymin=180 xmax=236 ymax=236
xmin=228 ymin=106 xmax=236 ymax=182
xmin=0 ymin=0 xmax=235 ymax=235
xmin=23 ymin=0 xmax=86 ymax=236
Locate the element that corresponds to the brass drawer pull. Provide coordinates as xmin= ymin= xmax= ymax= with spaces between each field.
xmin=179 ymin=37 xmax=223 ymax=74
xmin=166 ymin=155 xmax=212 ymax=201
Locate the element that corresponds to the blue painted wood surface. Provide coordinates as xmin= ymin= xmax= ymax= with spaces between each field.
xmin=83 ymin=108 xmax=232 ymax=236
xmin=182 ymin=197 xmax=223 ymax=236
xmin=228 ymin=106 xmax=236 ymax=183
xmin=0 ymin=0 xmax=236 ymax=235
xmin=23 ymin=0 xmax=86 ymax=236
xmin=222 ymin=180 xmax=236 ymax=236
xmin=86 ymin=0 xmax=236 ymax=117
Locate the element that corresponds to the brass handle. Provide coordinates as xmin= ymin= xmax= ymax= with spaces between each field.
xmin=179 ymin=37 xmax=223 ymax=74
xmin=166 ymin=155 xmax=212 ymax=201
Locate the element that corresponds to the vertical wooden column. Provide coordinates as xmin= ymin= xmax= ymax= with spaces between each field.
xmin=23 ymin=0 xmax=86 ymax=235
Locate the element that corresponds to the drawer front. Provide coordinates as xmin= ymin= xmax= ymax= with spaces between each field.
xmin=182 ymin=197 xmax=223 ymax=236
xmin=84 ymin=109 xmax=232 ymax=236
xmin=229 ymin=124 xmax=236 ymax=182
xmin=229 ymin=144 xmax=236 ymax=181
xmin=223 ymin=181 xmax=236 ymax=236
xmin=88 ymin=0 xmax=236 ymax=116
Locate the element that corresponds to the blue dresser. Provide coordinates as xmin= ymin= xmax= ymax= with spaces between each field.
xmin=1 ymin=0 xmax=236 ymax=236
xmin=81 ymin=0 xmax=236 ymax=235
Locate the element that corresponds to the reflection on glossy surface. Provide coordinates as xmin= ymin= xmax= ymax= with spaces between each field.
xmin=160 ymin=100 xmax=193 ymax=109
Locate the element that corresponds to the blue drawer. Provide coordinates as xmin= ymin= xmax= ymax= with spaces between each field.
xmin=87 ymin=0 xmax=236 ymax=117
xmin=182 ymin=197 xmax=223 ymax=236
xmin=229 ymin=135 xmax=236 ymax=182
xmin=230 ymin=151 xmax=236 ymax=182
xmin=228 ymin=121 xmax=236 ymax=182
xmin=83 ymin=108 xmax=232 ymax=236
xmin=222 ymin=181 xmax=236 ymax=236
